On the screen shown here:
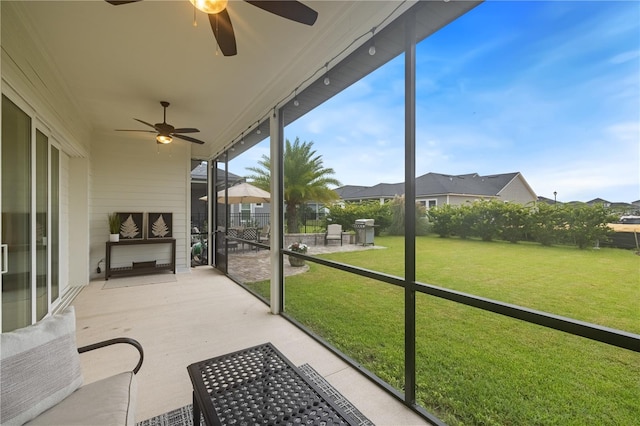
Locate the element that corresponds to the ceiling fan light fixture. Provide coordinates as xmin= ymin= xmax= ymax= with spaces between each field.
xmin=156 ymin=134 xmax=173 ymax=144
xmin=190 ymin=0 xmax=228 ymax=14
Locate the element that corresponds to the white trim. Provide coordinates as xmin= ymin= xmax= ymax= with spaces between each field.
xmin=30 ymin=105 xmax=36 ymax=324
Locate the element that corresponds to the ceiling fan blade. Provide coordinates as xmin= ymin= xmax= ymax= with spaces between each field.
xmin=115 ymin=129 xmax=155 ymax=133
xmin=105 ymin=0 xmax=141 ymax=5
xmin=244 ymin=1 xmax=318 ymax=26
xmin=209 ymin=9 xmax=237 ymax=56
xmin=133 ymin=118 xmax=158 ymax=130
xmin=173 ymin=134 xmax=206 ymax=145
xmin=173 ymin=128 xmax=200 ymax=134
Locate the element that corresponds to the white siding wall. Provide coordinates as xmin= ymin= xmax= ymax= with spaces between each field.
xmin=447 ymin=194 xmax=484 ymax=206
xmin=499 ymin=175 xmax=537 ymax=204
xmin=89 ymin=132 xmax=191 ymax=280
xmin=68 ymin=157 xmax=89 ymax=287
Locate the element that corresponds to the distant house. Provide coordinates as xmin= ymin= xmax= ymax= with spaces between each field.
xmin=334 ymin=172 xmax=537 ymax=208
xmin=586 ymin=198 xmax=637 ymax=213
xmin=586 ymin=198 xmax=613 ymax=208
xmin=537 ymin=196 xmax=560 ymax=206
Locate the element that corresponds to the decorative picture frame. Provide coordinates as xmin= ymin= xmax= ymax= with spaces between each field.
xmin=118 ymin=212 xmax=144 ymax=240
xmin=147 ymin=212 xmax=173 ymax=239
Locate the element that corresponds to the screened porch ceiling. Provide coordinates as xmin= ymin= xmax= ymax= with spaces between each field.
xmin=7 ymin=0 xmax=477 ymax=160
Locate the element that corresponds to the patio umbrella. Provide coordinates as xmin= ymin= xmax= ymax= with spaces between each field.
xmin=216 ymin=182 xmax=271 ymax=204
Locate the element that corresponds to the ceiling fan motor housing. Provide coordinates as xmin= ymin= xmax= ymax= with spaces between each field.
xmin=115 ymin=100 xmax=206 ymax=144
xmin=156 ymin=123 xmax=175 ymax=135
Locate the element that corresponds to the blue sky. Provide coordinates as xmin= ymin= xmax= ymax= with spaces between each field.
xmin=232 ymin=1 xmax=640 ymax=203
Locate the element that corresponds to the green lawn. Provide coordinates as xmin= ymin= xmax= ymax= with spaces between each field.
xmin=247 ymin=236 xmax=640 ymax=425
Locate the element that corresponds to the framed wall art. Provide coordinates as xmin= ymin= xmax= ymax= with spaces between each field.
xmin=147 ymin=212 xmax=173 ymax=239
xmin=118 ymin=212 xmax=144 ymax=240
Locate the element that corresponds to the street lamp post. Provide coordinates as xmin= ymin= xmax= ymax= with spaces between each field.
xmin=553 ymin=191 xmax=557 ymax=206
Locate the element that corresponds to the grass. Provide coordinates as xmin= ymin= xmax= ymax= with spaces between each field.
xmin=246 ymin=236 xmax=640 ymax=425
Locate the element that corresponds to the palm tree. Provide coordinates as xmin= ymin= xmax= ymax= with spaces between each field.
xmin=246 ymin=137 xmax=341 ymax=233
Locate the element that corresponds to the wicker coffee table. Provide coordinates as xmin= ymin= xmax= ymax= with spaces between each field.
xmin=187 ymin=343 xmax=356 ymax=426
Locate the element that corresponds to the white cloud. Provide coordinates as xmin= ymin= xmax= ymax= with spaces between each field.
xmin=609 ymin=50 xmax=640 ymax=65
xmin=606 ymin=121 xmax=640 ymax=144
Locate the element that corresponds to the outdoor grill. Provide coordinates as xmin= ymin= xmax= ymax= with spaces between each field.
xmin=353 ymin=219 xmax=375 ymax=246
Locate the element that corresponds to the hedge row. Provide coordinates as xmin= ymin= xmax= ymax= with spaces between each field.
xmin=427 ymin=200 xmax=618 ymax=249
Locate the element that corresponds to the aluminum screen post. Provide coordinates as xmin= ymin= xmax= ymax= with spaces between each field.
xmin=269 ymin=109 xmax=284 ymax=314
xmin=404 ymin=11 xmax=417 ymax=407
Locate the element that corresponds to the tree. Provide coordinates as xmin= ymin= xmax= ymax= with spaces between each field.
xmin=246 ymin=137 xmax=341 ymax=233
xmin=387 ymin=195 xmax=430 ymax=236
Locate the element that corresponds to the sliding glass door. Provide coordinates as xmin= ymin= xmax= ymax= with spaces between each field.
xmin=2 ymin=95 xmax=60 ymax=332
xmin=1 ymin=95 xmax=32 ymax=331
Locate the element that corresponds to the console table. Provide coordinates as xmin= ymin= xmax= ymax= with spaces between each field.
xmin=105 ymin=238 xmax=176 ymax=280
xmin=187 ymin=343 xmax=355 ymax=426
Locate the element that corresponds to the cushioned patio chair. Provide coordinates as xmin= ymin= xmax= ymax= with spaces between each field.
xmin=259 ymin=225 xmax=270 ymax=244
xmin=1 ymin=307 xmax=143 ymax=426
xmin=325 ymin=224 xmax=344 ymax=246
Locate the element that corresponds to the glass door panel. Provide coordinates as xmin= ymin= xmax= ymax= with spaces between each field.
xmin=51 ymin=146 xmax=59 ymax=302
xmin=35 ymin=130 xmax=48 ymax=321
xmin=2 ymin=95 xmax=32 ymax=332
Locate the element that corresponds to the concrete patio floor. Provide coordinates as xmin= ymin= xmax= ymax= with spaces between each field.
xmin=226 ymin=242 xmax=386 ymax=283
xmin=72 ymin=265 xmax=427 ymax=425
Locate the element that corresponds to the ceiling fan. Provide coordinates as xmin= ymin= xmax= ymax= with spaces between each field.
xmin=116 ymin=101 xmax=206 ymax=145
xmin=105 ymin=0 xmax=318 ymax=56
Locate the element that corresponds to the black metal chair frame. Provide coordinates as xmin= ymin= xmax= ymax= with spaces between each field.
xmin=77 ymin=337 xmax=144 ymax=374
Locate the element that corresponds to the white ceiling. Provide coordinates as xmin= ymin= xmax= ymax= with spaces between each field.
xmin=8 ymin=0 xmax=416 ymax=159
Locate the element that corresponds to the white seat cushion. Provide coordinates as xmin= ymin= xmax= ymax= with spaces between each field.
xmin=25 ymin=372 xmax=137 ymax=426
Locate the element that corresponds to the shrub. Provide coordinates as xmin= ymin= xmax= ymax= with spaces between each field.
xmin=471 ymin=200 xmax=504 ymax=242
xmin=428 ymin=200 xmax=616 ymax=249
xmin=500 ymin=202 xmax=529 ymax=243
xmin=453 ymin=203 xmax=475 ymax=239
xmin=529 ymin=203 xmax=564 ymax=246
xmin=428 ymin=204 xmax=456 ymax=238
xmin=326 ymin=201 xmax=391 ymax=235
xmin=565 ymin=204 xmax=617 ymax=249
